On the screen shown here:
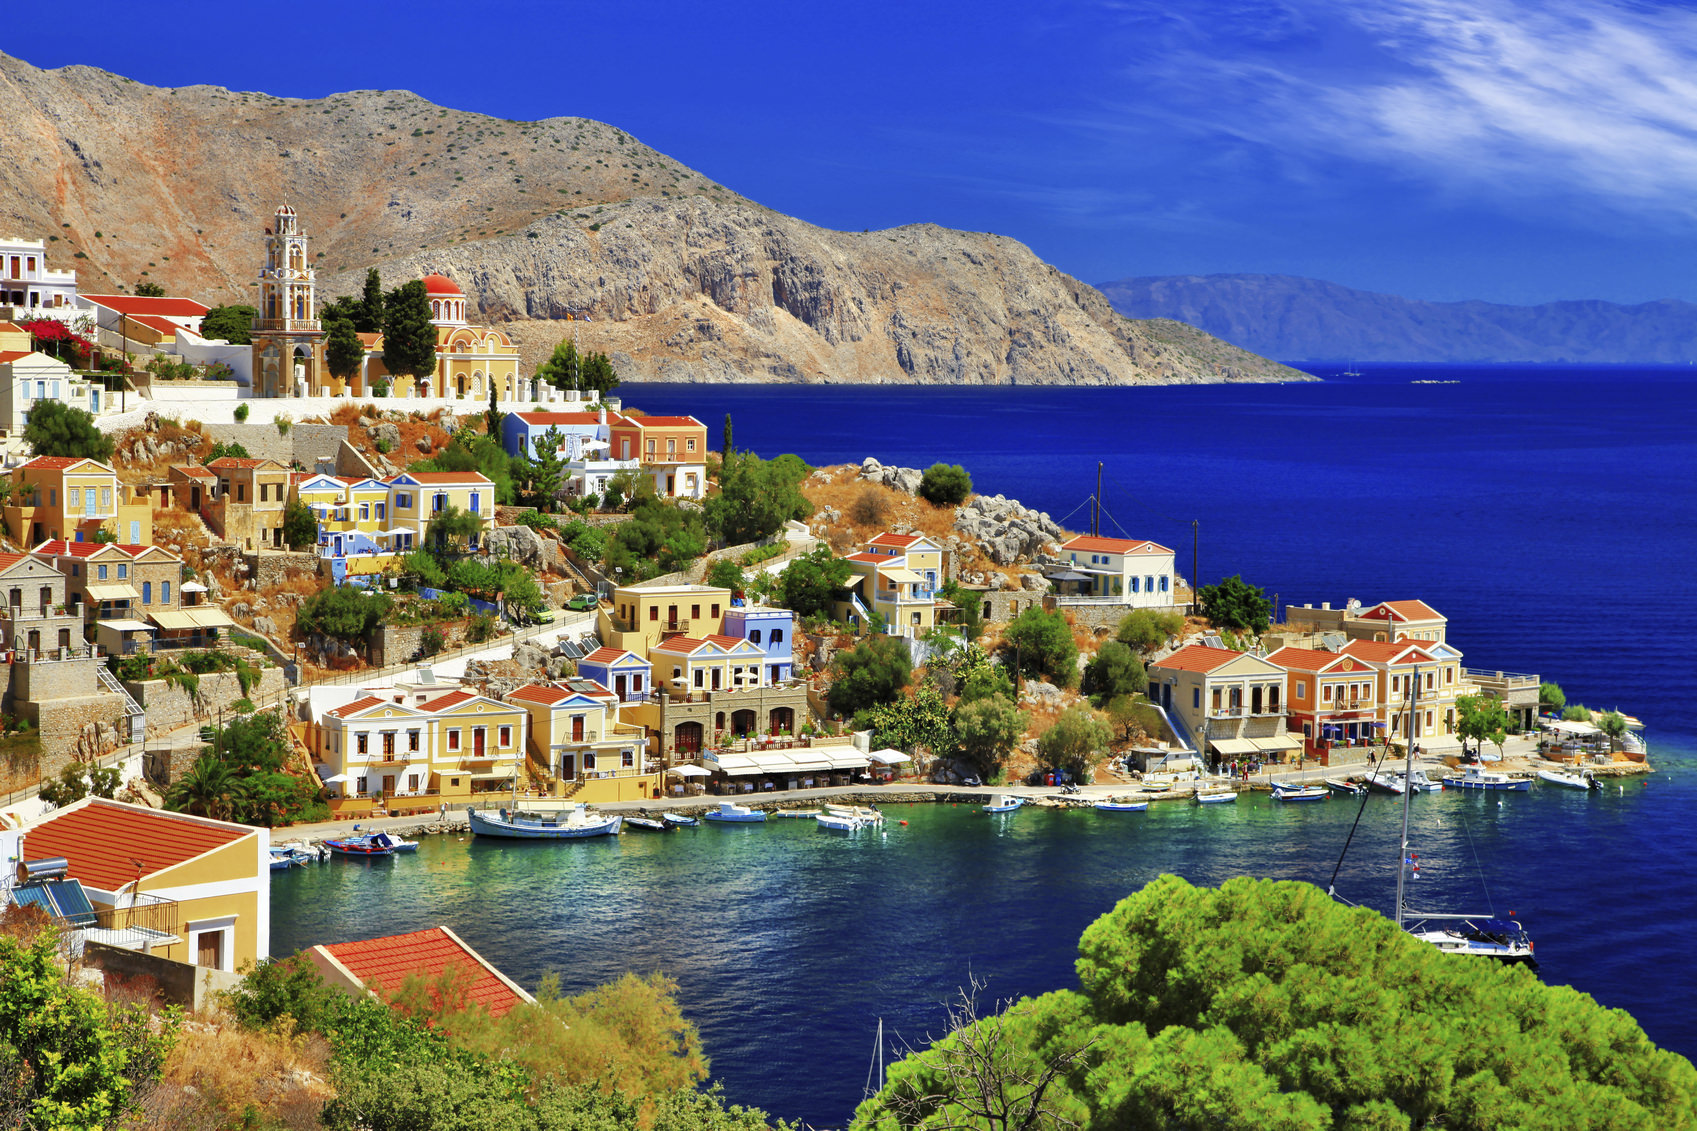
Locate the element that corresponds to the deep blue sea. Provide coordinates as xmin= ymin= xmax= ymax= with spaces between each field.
xmin=275 ymin=365 xmax=1697 ymax=1126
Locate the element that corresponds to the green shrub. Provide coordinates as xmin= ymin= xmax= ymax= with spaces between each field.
xmin=918 ymin=463 xmax=973 ymax=506
xmin=420 ymin=626 xmax=446 ymax=657
xmin=233 ymin=402 xmax=249 ymax=423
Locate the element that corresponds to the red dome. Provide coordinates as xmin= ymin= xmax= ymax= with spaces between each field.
xmin=421 ymin=273 xmax=463 ymax=296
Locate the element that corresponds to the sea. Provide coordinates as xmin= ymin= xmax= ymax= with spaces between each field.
xmin=273 ymin=364 xmax=1697 ymax=1126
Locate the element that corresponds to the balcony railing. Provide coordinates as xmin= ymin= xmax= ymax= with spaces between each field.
xmin=1464 ymin=667 xmax=1539 ymax=689
xmin=1210 ymin=705 xmax=1286 ymax=718
xmin=251 ymin=317 xmax=321 ymax=333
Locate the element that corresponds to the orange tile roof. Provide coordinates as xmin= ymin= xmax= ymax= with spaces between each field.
xmin=81 ymin=294 xmax=210 ymax=318
xmin=705 ymin=634 xmax=751 ymax=650
xmin=320 ymin=926 xmax=530 ymax=1018
xmin=1339 ymin=639 xmax=1435 ymax=665
xmin=867 ymin=532 xmax=921 ymax=548
xmin=1060 ymin=535 xmax=1173 ymax=555
xmin=116 ymin=544 xmax=179 ymax=560
xmin=22 ymin=798 xmax=250 ymax=891
xmin=623 ymin=415 xmax=703 ymax=428
xmin=173 ymin=465 xmax=216 ymax=478
xmin=652 ymin=636 xmax=710 ymax=654
xmin=22 ymin=456 xmax=95 ymax=471
xmin=514 ymin=412 xmax=602 ymax=426
xmin=327 ymin=695 xmax=385 ymax=719
xmin=1367 ymin=599 xmax=1444 ymax=622
xmin=0 ymin=553 xmax=26 ymax=572
xmin=1152 ymin=645 xmax=1244 ymax=674
xmin=1266 ymin=646 xmax=1347 ymax=672
xmin=130 ymin=314 xmax=187 ymax=337
xmin=580 ymin=647 xmax=642 ymax=665
xmin=844 ymin=552 xmax=884 ymax=564
xmin=0 ymin=350 xmax=32 ymax=364
xmin=506 ymin=682 xmax=573 ymax=705
xmin=418 ymin=689 xmax=476 ymax=713
xmin=205 ymin=457 xmax=268 ymax=470
xmin=33 ymin=540 xmax=124 ymax=558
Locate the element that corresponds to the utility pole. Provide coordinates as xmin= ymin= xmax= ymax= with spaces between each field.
xmin=1191 ymin=519 xmax=1200 ymax=615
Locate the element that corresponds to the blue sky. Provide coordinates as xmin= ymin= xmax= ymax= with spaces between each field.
xmin=11 ymin=0 xmax=1697 ymax=304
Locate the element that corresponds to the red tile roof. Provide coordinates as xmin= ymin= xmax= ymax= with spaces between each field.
xmin=1267 ymin=646 xmax=1347 ymax=672
xmin=396 ymin=472 xmax=493 ymax=484
xmin=1339 ymin=639 xmax=1435 ymax=665
xmin=1152 ymin=645 xmax=1244 ymax=674
xmin=173 ymin=466 xmax=216 ymax=478
xmin=81 ymin=294 xmax=211 ymax=318
xmin=506 ymin=683 xmax=572 ymax=705
xmin=652 ymin=636 xmax=709 ymax=654
xmin=0 ymin=350 xmax=32 ymax=364
xmin=418 ymin=690 xmax=476 ymax=713
xmin=22 ymin=798 xmax=251 ymax=891
xmin=867 ymin=532 xmax=922 ymax=548
xmin=1060 ymin=535 xmax=1173 ymax=555
xmin=205 ymin=457 xmax=269 ymax=470
xmin=0 ymin=553 xmax=26 ymax=572
xmin=844 ymin=552 xmax=884 ymax=564
xmin=319 ymin=926 xmax=530 ymax=1018
xmin=22 ymin=456 xmax=99 ymax=471
xmin=621 ymin=415 xmax=703 ymax=429
xmin=580 ymin=647 xmax=641 ymax=665
xmin=705 ymin=634 xmax=752 ymax=650
xmin=1366 ymin=599 xmax=1444 ymax=623
xmin=130 ymin=314 xmax=187 ymax=338
xmin=32 ymin=540 xmax=119 ymax=559
xmin=327 ymin=695 xmax=385 ymax=719
xmin=514 ymin=412 xmax=601 ymax=426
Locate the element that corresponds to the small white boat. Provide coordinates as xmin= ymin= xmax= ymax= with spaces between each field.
xmin=1325 ymin=778 xmax=1367 ymax=796
xmin=1442 ymin=766 xmax=1531 ymax=792
xmin=702 ymin=801 xmax=767 ymax=824
xmin=1093 ymin=797 xmax=1150 ymax=812
xmin=1365 ymin=770 xmax=1407 ymax=795
xmin=1194 ymin=786 xmax=1237 ymax=805
xmin=771 ymin=808 xmax=823 ymax=819
xmin=468 ymin=804 xmax=622 ymax=839
xmin=817 ymin=804 xmax=883 ymax=832
xmin=1537 ymin=767 xmax=1600 ymax=791
xmin=982 ymin=795 xmax=1023 ymax=814
xmin=1404 ymin=769 xmax=1444 ymax=793
xmin=1271 ymin=784 xmax=1329 ymax=803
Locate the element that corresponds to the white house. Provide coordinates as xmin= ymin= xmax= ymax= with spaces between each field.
xmin=1051 ymin=535 xmax=1178 ymax=608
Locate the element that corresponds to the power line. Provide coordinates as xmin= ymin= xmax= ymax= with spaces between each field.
xmin=1102 ymin=469 xmax=1191 ymax=528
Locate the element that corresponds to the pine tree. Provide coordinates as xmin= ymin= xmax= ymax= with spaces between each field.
xmin=536 ymin=337 xmax=581 ymax=391
xmin=324 ymin=316 xmax=364 ymax=384
xmin=722 ymin=413 xmax=733 ymax=462
xmin=359 ymin=267 xmax=385 ymax=334
xmin=381 ymin=280 xmax=437 ymax=388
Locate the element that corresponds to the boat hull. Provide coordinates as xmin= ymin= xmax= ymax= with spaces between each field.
xmin=1536 ymin=769 xmax=1598 ymax=791
xmin=1442 ymin=776 xmax=1531 ymax=791
xmin=1272 ymin=788 xmax=1329 ymax=802
xmin=1093 ymin=801 xmax=1150 ymax=812
xmin=703 ymin=811 xmax=767 ymax=823
xmin=1194 ymin=791 xmax=1237 ymax=804
xmin=467 ymin=808 xmax=623 ymax=839
xmin=324 ymin=839 xmax=393 ymax=859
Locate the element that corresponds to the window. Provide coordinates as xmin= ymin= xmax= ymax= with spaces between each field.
xmin=1296 ymin=682 xmax=1306 ymax=700
xmin=499 ymin=725 xmax=512 ymax=747
xmin=359 ymin=503 xmax=369 ymax=521
xmin=395 ymin=492 xmax=412 ymax=508
xmin=694 ymin=669 xmax=704 ymax=688
xmin=1192 ymin=687 xmax=1201 ymax=709
xmin=691 ymin=604 xmax=701 ymax=619
xmin=749 ymin=630 xmax=761 ymax=644
xmin=771 ymin=629 xmax=783 ymax=644
xmin=356 ymin=775 xmax=367 ymax=793
xmin=117 ymin=564 xmax=127 ymax=579
xmin=710 ymin=603 xmax=721 ymax=619
xmin=161 ymin=581 xmax=170 ymax=604
xmin=376 ymin=503 xmax=386 ymax=521
xmin=1130 ymin=576 xmax=1140 ymax=593
xmin=1322 ymin=683 xmax=1333 ymax=702
xmin=237 ymin=484 xmax=246 ymax=503
xmin=1160 ymin=576 xmax=1169 ymax=592
xmin=623 ymin=750 xmax=635 ymax=767
xmin=686 ymin=438 xmax=696 ymax=452
xmin=1211 ymin=688 xmax=1222 ymax=711
xmin=68 ymin=488 xmax=80 ymax=507
xmin=469 ymin=493 xmax=480 ymax=513
xmin=448 ymin=729 xmax=461 ymax=751
xmin=1146 ymin=575 xmax=1155 ymax=592
xmin=141 ymin=581 xmax=152 ymax=605
xmin=97 ymin=564 xmax=107 ymax=581
xmin=671 ymin=666 xmax=681 ymax=682
xmin=47 ymin=488 xmax=54 ymax=506
xmin=408 ymin=773 xmax=420 ymax=792
xmin=408 ymin=729 xmax=420 ymax=751
xmin=649 ymin=605 xmax=658 ymax=621
xmin=1445 ymin=667 xmax=1454 ymax=685
xmin=356 ymin=733 xmax=369 ymax=754
xmin=70 ymin=564 xmax=78 ymax=577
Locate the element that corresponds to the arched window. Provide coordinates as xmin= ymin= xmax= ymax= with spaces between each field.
xmin=1130 ymin=576 xmax=1140 ymax=593
xmin=141 ymin=581 xmax=152 ymax=605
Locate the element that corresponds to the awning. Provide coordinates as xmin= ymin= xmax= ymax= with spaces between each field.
xmin=180 ymin=581 xmax=208 ymax=593
xmin=148 ymin=610 xmax=198 ymax=630
xmin=1547 ymin=719 xmax=1600 ymax=735
xmin=1251 ymin=735 xmax=1303 ymax=752
xmin=667 ymin=764 xmax=710 ymax=778
xmin=1044 ymin=570 xmax=1092 ymax=582
xmin=783 ymin=753 xmax=834 ymax=772
xmin=186 ymin=607 xmax=236 ymax=629
xmin=1209 ymin=737 xmax=1260 ymax=756
xmin=882 ymin=567 xmax=926 ymax=584
xmin=95 ymin=618 xmax=154 ymax=633
xmin=821 ymin=749 xmax=871 ymax=771
xmin=86 ymin=584 xmax=140 ymax=601
xmin=709 ymin=755 xmax=760 ymax=774
xmin=868 ymin=748 xmax=912 ymax=765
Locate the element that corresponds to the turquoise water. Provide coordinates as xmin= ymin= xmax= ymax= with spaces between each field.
xmin=273 ymin=367 xmax=1697 ymax=1124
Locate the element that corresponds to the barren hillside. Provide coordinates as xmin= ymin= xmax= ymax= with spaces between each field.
xmin=0 ymin=52 xmax=1305 ymax=386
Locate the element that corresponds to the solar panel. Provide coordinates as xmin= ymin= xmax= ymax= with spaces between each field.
xmin=11 ymin=879 xmax=98 ymax=927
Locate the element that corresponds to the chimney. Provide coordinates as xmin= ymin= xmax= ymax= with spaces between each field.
xmin=1321 ymin=602 xmax=1331 ymax=611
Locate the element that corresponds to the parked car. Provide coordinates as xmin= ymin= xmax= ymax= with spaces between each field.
xmin=565 ymin=593 xmax=598 ymax=612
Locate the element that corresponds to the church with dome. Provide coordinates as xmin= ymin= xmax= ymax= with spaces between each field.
xmin=249 ymin=205 xmax=525 ymax=400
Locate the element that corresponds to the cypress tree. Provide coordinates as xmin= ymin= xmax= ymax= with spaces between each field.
xmin=722 ymin=413 xmax=733 ymax=462
xmin=382 ymin=280 xmax=437 ymax=390
xmin=324 ymin=316 xmax=364 ymax=385
xmin=358 ymin=268 xmax=385 ymax=334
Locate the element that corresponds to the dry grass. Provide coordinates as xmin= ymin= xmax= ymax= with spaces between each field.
xmin=133 ymin=1020 xmax=333 ymax=1131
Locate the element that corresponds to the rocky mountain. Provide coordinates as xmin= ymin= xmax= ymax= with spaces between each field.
xmin=0 ymin=53 xmax=1303 ymax=386
xmin=1099 ymin=273 xmax=1697 ymax=364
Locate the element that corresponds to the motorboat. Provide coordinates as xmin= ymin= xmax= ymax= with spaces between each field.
xmin=467 ymin=803 xmax=623 ymax=839
xmin=1442 ymin=766 xmax=1531 ymax=792
xmin=1325 ymin=778 xmax=1367 ymax=796
xmin=269 ymin=846 xmax=309 ymax=871
xmin=624 ymin=816 xmax=670 ymax=832
xmin=1537 ymin=766 xmax=1600 ymax=791
xmin=817 ymin=804 xmax=883 ymax=832
xmin=702 ymin=801 xmax=767 ymax=824
xmin=1405 ymin=916 xmax=1536 ymax=964
xmin=1093 ymin=797 xmax=1150 ymax=812
xmin=982 ymin=795 xmax=1023 ymax=814
xmin=324 ymin=835 xmax=395 ymax=859
xmin=1194 ymin=786 xmax=1237 ymax=805
xmin=1404 ymin=769 xmax=1444 ymax=793
xmin=660 ymin=812 xmax=699 ymax=828
xmin=771 ymin=808 xmax=823 ymax=819
xmin=1271 ymin=783 xmax=1329 ymax=803
xmin=1365 ymin=770 xmax=1407 ymax=795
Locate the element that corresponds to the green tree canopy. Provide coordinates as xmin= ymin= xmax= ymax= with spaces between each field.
xmin=860 ymin=685 xmax=955 ymax=757
xmin=778 ymin=545 xmax=852 ymax=620
xmin=1035 ymin=703 xmax=1113 ymax=780
xmin=605 ymin=498 xmax=707 ymax=579
xmin=281 ymin=486 xmax=318 ymax=551
xmin=579 ymin=348 xmax=620 ymax=398
xmin=1115 ymin=608 xmax=1185 ymax=652
xmin=827 ymin=635 xmax=914 ymax=718
xmin=202 ymin=439 xmax=251 ymax=464
xmin=706 ymin=558 xmax=747 ymax=594
xmin=1539 ymin=681 xmax=1567 ymax=712
xmin=1197 ymin=574 xmax=1272 ymax=634
xmin=1082 ymin=640 xmax=1147 ymax=705
xmin=382 ymin=279 xmax=438 ymax=382
xmin=360 ymin=267 xmax=386 ymax=333
xmin=953 ymin=693 xmax=1027 ymax=780
xmin=917 ymin=463 xmax=973 ymax=507
xmin=413 ymin=430 xmax=522 ymax=505
xmin=535 ymin=336 xmax=581 ymax=391
xmin=1598 ymin=710 xmax=1629 ymax=750
xmin=23 ymin=400 xmax=114 ymax=462
xmin=1002 ymin=607 xmax=1079 ymax=689
xmin=168 ymin=710 xmax=316 ymax=827
xmin=134 ymin=280 xmax=166 ymax=297
xmin=524 ymin=426 xmax=567 ymax=509
xmin=200 ymin=303 xmax=256 ymax=345
xmin=297 ymin=584 xmax=392 ymax=644
xmin=324 ymin=314 xmax=365 ymax=382
xmin=1455 ymin=693 xmax=1511 ymax=757
xmin=858 ymin=875 xmax=1697 ymax=1131
xmin=706 ymin=451 xmax=813 ymax=545
xmin=427 ymin=501 xmax=484 ymax=552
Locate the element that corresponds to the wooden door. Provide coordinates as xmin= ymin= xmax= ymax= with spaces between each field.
xmin=197 ymin=930 xmax=222 ymax=970
xmin=474 ymin=728 xmax=486 ymax=757
xmin=614 ymin=674 xmax=627 ymax=701
xmin=571 ymin=715 xmax=584 ymax=742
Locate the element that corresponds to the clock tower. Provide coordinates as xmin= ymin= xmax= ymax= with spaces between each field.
xmin=251 ymin=204 xmax=326 ymax=397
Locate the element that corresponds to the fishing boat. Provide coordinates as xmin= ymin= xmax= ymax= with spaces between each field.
xmin=982 ymin=795 xmax=1023 ymax=814
xmin=467 ymin=803 xmax=623 ymax=839
xmin=269 ymin=846 xmax=307 ymax=871
xmin=1330 ymin=661 xmax=1536 ymax=966
xmin=1442 ymin=765 xmax=1531 ymax=791
xmin=624 ymin=816 xmax=670 ymax=833
xmin=1537 ymin=766 xmax=1600 ymax=791
xmin=1193 ymin=785 xmax=1237 ymax=804
xmin=702 ymin=801 xmax=767 ymax=824
xmin=817 ymin=804 xmax=883 ymax=832
xmin=1093 ymin=796 xmax=1150 ymax=812
xmin=1271 ymin=783 xmax=1329 ymax=803
xmin=660 ymin=812 xmax=699 ymax=829
xmin=324 ymin=835 xmax=395 ymax=859
xmin=771 ymin=808 xmax=822 ymax=820
xmin=1325 ymin=778 xmax=1367 ymax=796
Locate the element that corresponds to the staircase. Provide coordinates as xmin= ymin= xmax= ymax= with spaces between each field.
xmin=95 ymin=665 xmax=147 ymax=744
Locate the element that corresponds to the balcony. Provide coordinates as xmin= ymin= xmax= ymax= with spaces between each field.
xmin=1210 ymin=705 xmax=1286 ymax=719
xmin=251 ymin=317 xmax=321 ymax=334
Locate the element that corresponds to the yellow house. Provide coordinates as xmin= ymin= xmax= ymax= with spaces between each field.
xmin=357 ymin=274 xmax=524 ymax=400
xmin=649 ymin=634 xmax=771 ymax=697
xmin=203 ymin=457 xmax=291 ymax=550
xmin=311 ymin=688 xmax=528 ymax=807
xmin=298 ymin=474 xmax=402 ymax=559
xmin=1339 ymin=637 xmax=1466 ymax=752
xmin=17 ymin=797 xmax=269 ymax=972
xmin=601 ymin=583 xmax=732 ymax=655
xmin=841 ymin=541 xmax=938 ymax=637
xmin=421 ymin=689 xmax=528 ymax=792
xmin=6 ymin=456 xmax=151 ymax=546
xmin=387 ymin=471 xmax=494 ymax=550
xmin=508 ymin=679 xmax=657 ymax=802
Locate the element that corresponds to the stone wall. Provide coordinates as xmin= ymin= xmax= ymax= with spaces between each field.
xmin=10 ymin=654 xmax=100 ymax=705
xmin=122 ymin=667 xmax=288 ymax=733
xmin=244 ymin=550 xmax=319 ymax=592
xmin=201 ymin=422 xmax=349 ymax=468
xmin=1045 ymin=599 xmax=1188 ymax=633
xmin=84 ymin=943 xmax=243 ymax=1013
xmin=368 ymin=620 xmax=475 ymax=668
xmin=23 ymin=695 xmax=126 ymax=779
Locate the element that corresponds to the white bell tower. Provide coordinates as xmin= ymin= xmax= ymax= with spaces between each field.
xmin=252 ymin=204 xmax=325 ymax=397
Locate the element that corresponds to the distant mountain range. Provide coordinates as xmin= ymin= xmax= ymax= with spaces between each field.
xmin=1097 ymin=273 xmax=1697 ymax=364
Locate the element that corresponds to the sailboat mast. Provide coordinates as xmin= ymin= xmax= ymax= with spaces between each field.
xmin=1394 ymin=665 xmax=1419 ymax=931
xmin=1093 ymin=462 xmax=1102 ymax=537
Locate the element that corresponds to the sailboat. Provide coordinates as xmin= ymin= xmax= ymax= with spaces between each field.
xmin=1332 ymin=664 xmax=1536 ymax=966
xmin=864 ymin=1017 xmax=885 ymax=1100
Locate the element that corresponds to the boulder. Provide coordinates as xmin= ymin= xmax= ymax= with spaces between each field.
xmin=1019 ymin=680 xmax=1063 ymax=707
xmin=856 ymin=456 xmax=923 ymax=494
xmin=512 ymin=640 xmax=551 ymax=673
xmin=252 ymin=616 xmax=278 ymax=638
xmin=415 ymin=434 xmax=434 ymax=454
xmin=231 ymin=601 xmax=252 ymax=620
xmin=369 ymin=422 xmax=401 ymax=451
xmin=485 ymin=524 xmax=551 ymax=572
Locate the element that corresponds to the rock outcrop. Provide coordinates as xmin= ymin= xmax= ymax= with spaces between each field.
xmin=952 ymin=494 xmax=1065 ymax=566
xmin=0 ymin=52 xmax=1306 ymax=388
